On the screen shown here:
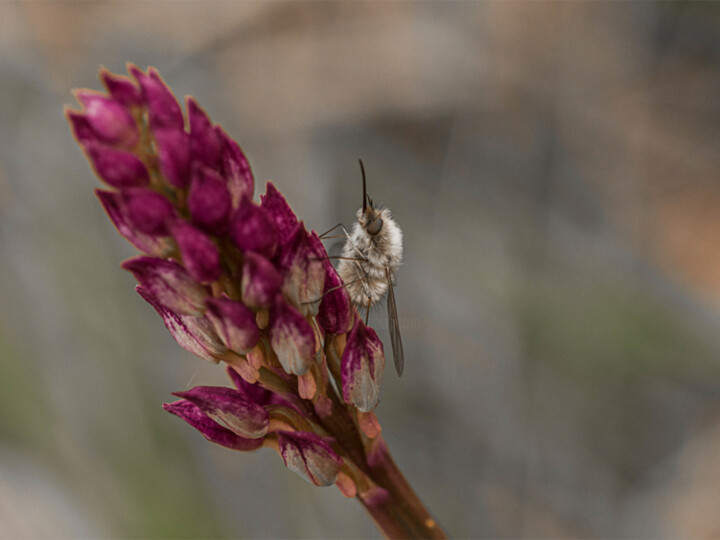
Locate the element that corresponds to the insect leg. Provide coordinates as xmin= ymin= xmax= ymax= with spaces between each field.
xmin=309 ymin=255 xmax=368 ymax=263
xmin=318 ymin=223 xmax=345 ymax=239
xmin=300 ymin=277 xmax=364 ymax=305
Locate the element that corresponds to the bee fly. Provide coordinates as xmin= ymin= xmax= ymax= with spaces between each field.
xmin=334 ymin=159 xmax=405 ymax=376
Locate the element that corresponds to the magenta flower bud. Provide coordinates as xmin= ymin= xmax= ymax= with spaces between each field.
xmin=219 ymin=128 xmax=254 ymax=207
xmin=241 ymin=251 xmax=282 ymax=309
xmin=318 ymin=268 xmax=352 ymax=335
xmin=137 ymin=286 xmax=226 ymax=362
xmin=100 ymin=69 xmax=143 ymax=107
xmin=260 ymin=182 xmax=299 ymax=244
xmin=277 ymin=431 xmax=343 ymax=487
xmin=163 ymin=400 xmax=263 ymax=451
xmin=122 ymin=188 xmax=174 ymax=236
xmin=122 ymin=257 xmax=208 ymax=316
xmin=173 ymin=386 xmax=269 ymax=439
xmin=130 ymin=66 xmax=184 ymax=131
xmin=341 ymin=318 xmax=385 ymax=412
xmin=278 ymin=225 xmax=324 ymax=316
xmin=269 ymin=297 xmax=315 ymax=375
xmin=187 ymin=164 xmax=232 ymax=235
xmin=95 ymin=190 xmax=174 ymax=256
xmin=170 ymin=221 xmax=222 ymax=284
xmin=85 ymin=142 xmax=149 ymax=188
xmin=206 ymin=296 xmax=259 ymax=353
xmin=76 ymin=91 xmax=139 ymax=149
xmin=66 ymin=111 xmax=96 ymax=146
xmin=188 ymin=98 xmax=222 ymax=169
xmin=307 ymin=232 xmax=351 ymax=334
xmin=229 ymin=197 xmax=278 ymax=258
xmin=154 ymin=128 xmax=191 ymax=188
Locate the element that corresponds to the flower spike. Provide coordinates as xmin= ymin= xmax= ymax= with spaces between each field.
xmin=70 ymin=66 xmax=446 ymax=540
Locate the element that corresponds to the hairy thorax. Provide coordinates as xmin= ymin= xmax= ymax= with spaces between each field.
xmin=338 ymin=207 xmax=403 ymax=308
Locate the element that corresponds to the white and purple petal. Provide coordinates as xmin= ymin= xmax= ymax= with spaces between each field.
xmin=269 ymin=297 xmax=315 ymax=376
xmin=188 ymin=98 xmax=222 ymax=169
xmin=173 ymin=386 xmax=268 ymax=439
xmin=188 ymin=164 xmax=232 ymax=235
xmin=130 ymin=66 xmax=184 ymax=131
xmin=260 ymin=182 xmax=298 ymax=244
xmin=75 ymin=91 xmax=139 ymax=149
xmin=100 ymin=69 xmax=144 ymax=108
xmin=154 ymin=128 xmax=191 ymax=189
xmin=170 ymin=221 xmax=222 ymax=284
xmin=308 ymin=232 xmax=352 ymax=335
xmin=206 ymin=296 xmax=259 ymax=353
xmin=122 ymin=256 xmax=208 ymax=316
xmin=230 ymin=197 xmax=278 ymax=258
xmin=163 ymin=399 xmax=263 ymax=451
xmin=277 ymin=430 xmax=343 ymax=487
xmin=137 ymin=286 xmax=225 ymax=362
xmin=241 ymin=251 xmax=282 ymax=309
xmin=95 ymin=189 xmax=174 ymax=256
xmin=218 ymin=128 xmax=254 ymax=207
xmin=122 ymin=188 xmax=175 ymax=236
xmin=278 ymin=225 xmax=324 ymax=316
xmin=85 ymin=142 xmax=149 ymax=188
xmin=341 ymin=318 xmax=385 ymax=412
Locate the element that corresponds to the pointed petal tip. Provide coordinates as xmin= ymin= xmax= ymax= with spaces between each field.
xmin=173 ymin=386 xmax=269 ymax=439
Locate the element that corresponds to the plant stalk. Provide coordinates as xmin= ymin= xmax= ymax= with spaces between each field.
xmin=358 ymin=438 xmax=447 ymax=539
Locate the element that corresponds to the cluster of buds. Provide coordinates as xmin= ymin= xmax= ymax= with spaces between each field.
xmin=67 ymin=65 xmax=392 ymax=495
xmin=68 ymin=66 xmax=444 ymax=538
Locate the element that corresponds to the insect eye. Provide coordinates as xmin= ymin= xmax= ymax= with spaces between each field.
xmin=366 ymin=218 xmax=383 ymax=236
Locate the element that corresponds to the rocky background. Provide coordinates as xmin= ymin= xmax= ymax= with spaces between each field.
xmin=2 ymin=2 xmax=720 ymax=538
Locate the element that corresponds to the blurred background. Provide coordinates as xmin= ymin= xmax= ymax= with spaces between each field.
xmin=2 ymin=2 xmax=720 ymax=538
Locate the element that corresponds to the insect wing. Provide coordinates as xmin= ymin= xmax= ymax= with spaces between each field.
xmin=385 ymin=267 xmax=404 ymax=376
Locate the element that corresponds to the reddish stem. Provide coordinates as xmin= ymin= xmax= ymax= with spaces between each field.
xmin=358 ymin=437 xmax=447 ymax=539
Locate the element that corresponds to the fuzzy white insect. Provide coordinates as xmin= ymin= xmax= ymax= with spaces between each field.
xmin=337 ymin=160 xmax=405 ymax=376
